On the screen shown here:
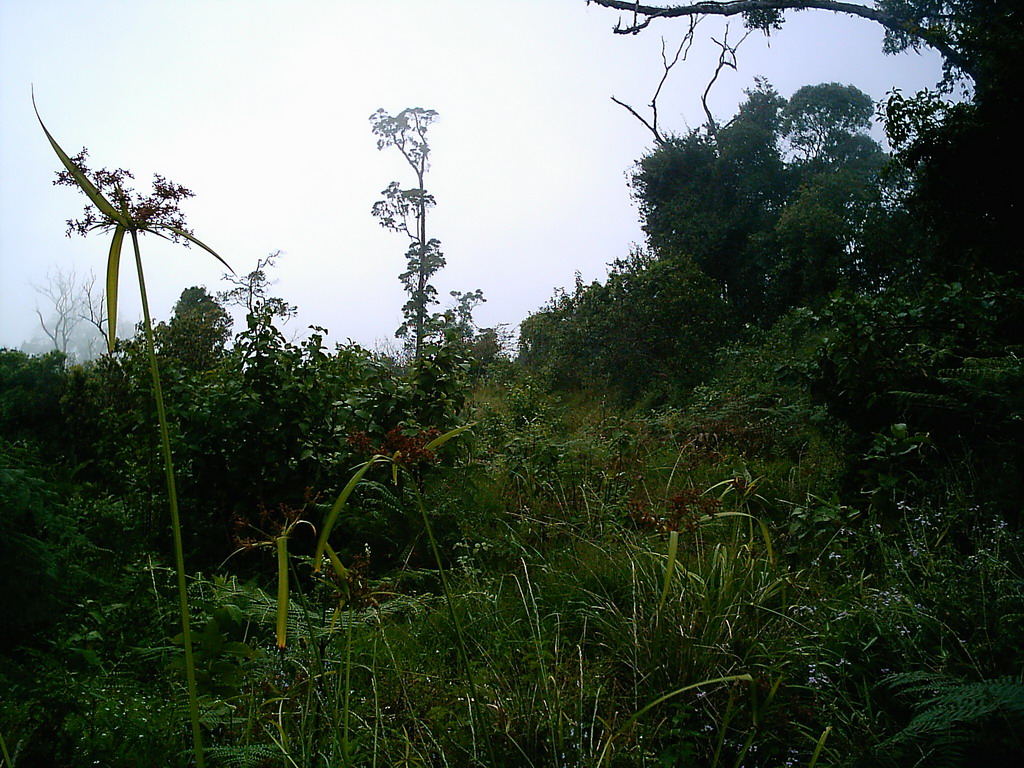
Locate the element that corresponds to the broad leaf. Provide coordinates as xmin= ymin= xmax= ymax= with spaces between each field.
xmin=275 ymin=536 xmax=289 ymax=650
xmin=105 ymin=225 xmax=125 ymax=352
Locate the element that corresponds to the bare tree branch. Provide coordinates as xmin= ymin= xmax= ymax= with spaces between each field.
xmin=32 ymin=267 xmax=109 ymax=360
xmin=702 ymin=25 xmax=751 ymax=134
xmin=34 ymin=305 xmax=62 ymax=352
xmin=611 ymin=18 xmax=753 ymax=140
xmin=611 ymin=21 xmax=697 ymax=144
xmin=32 ymin=268 xmax=84 ymax=356
xmin=611 ymin=95 xmax=665 ymax=143
xmin=80 ymin=272 xmax=109 ymax=353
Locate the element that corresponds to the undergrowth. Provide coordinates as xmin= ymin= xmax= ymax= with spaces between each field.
xmin=2 ymin=370 xmax=1022 ymax=767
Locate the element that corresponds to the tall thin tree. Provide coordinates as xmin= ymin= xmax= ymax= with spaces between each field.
xmin=370 ymin=107 xmax=445 ymax=360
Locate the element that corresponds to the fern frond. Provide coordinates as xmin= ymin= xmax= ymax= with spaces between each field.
xmin=878 ymin=672 xmax=1024 ymax=766
xmin=204 ymin=743 xmax=281 ymax=767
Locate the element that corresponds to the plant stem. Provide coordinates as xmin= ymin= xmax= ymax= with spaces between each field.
xmin=0 ymin=728 xmax=13 ymax=768
xmin=343 ymin=606 xmax=354 ymax=766
xmin=132 ymin=231 xmax=205 ymax=767
xmin=412 ymin=483 xmax=494 ymax=767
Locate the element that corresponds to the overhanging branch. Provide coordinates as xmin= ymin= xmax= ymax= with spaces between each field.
xmin=586 ymin=0 xmax=974 ymax=79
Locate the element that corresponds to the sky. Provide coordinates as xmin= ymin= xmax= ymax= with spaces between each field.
xmin=0 ymin=0 xmax=947 ymax=354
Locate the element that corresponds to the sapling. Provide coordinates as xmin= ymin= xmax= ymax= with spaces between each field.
xmin=35 ymin=92 xmax=231 ymax=768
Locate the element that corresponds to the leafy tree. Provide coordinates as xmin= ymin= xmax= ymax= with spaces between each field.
xmin=631 ymin=85 xmax=787 ymax=323
xmin=759 ymin=83 xmax=887 ymax=309
xmin=447 ymin=289 xmax=486 ymax=345
xmin=632 ymin=81 xmax=885 ymax=323
xmin=782 ymin=82 xmax=877 ymax=167
xmin=520 ymin=248 xmax=734 ymax=402
xmin=370 ymin=107 xmax=448 ymax=360
xmin=760 ymin=166 xmax=884 ymax=309
xmin=218 ymin=250 xmax=297 ymax=323
xmin=594 ymin=1 xmax=1023 ymax=285
xmin=155 ymin=286 xmax=232 ymax=372
xmin=443 ymin=289 xmax=509 ymax=375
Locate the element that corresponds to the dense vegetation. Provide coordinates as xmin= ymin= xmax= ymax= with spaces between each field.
xmin=3 ymin=5 xmax=1023 ymax=766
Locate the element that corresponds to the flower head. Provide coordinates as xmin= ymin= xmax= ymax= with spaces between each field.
xmin=55 ymin=148 xmax=196 ymax=241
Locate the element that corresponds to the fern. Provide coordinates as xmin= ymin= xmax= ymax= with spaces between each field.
xmin=889 ymin=350 xmax=1024 ymax=430
xmin=204 ymin=743 xmax=280 ymax=767
xmin=877 ymin=672 xmax=1024 ymax=766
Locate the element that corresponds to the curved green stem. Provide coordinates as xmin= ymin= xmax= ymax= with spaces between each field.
xmin=0 ymin=728 xmax=12 ymax=768
xmin=132 ymin=231 xmax=204 ymax=767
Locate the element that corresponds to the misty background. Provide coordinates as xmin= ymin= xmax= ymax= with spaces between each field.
xmin=0 ymin=0 xmax=944 ymax=356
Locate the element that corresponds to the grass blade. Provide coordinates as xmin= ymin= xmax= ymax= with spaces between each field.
xmin=627 ymin=674 xmax=753 ymax=728
xmin=424 ymin=422 xmax=475 ymax=452
xmin=598 ymin=674 xmax=753 ymax=767
xmin=808 ymin=726 xmax=832 ymax=768
xmin=153 ymin=225 xmax=234 ymax=273
xmin=656 ymin=530 xmax=679 ymax=616
xmin=32 ymin=89 xmax=128 ymax=228
xmin=314 ymin=456 xmax=388 ymax=571
xmin=323 ymin=542 xmax=351 ymax=581
xmin=699 ymin=511 xmax=775 ymax=562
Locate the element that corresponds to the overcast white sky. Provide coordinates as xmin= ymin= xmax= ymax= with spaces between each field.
xmin=0 ymin=0 xmax=945 ymax=352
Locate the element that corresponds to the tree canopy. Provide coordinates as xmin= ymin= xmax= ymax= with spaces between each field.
xmin=630 ymin=81 xmax=886 ymax=324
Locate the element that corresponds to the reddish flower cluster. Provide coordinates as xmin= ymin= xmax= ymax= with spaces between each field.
xmin=55 ymin=148 xmax=195 ymax=240
xmin=347 ymin=426 xmax=442 ymax=467
xmin=336 ymin=551 xmax=375 ymax=610
xmin=232 ymin=501 xmax=304 ymax=548
xmin=346 ymin=430 xmax=375 ymax=456
xmin=629 ymin=489 xmax=721 ymax=534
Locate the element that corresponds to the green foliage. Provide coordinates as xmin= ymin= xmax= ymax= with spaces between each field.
xmin=520 ymin=249 xmax=734 ymax=403
xmin=763 ymin=166 xmax=886 ymax=309
xmin=632 ymin=82 xmax=789 ymax=323
xmin=797 ymin=276 xmax=1024 ymax=510
xmin=860 ymin=423 xmax=933 ymax=500
xmin=155 ymin=285 xmax=232 ymax=372
xmin=0 ymin=348 xmax=67 ymax=456
xmin=632 ymin=80 xmax=888 ymax=325
xmin=7 ymin=347 xmax=1024 ymax=765
xmin=170 ymin=594 xmax=259 ymax=697
xmin=12 ymin=11 xmax=1024 ymax=760
xmin=0 ymin=441 xmax=66 ymax=647
xmin=57 ymin=291 xmax=474 ymax=568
